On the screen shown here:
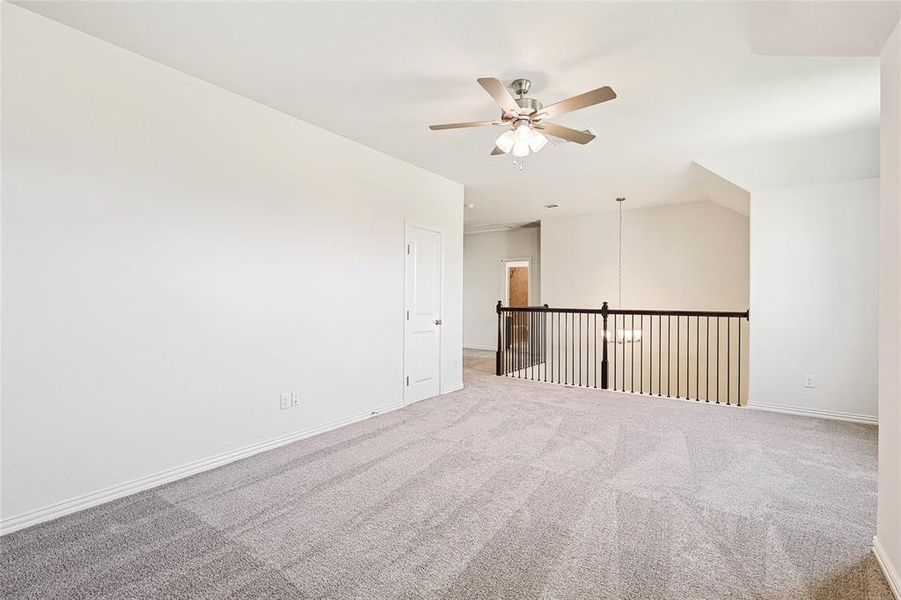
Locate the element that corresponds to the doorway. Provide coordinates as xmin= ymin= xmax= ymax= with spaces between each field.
xmin=504 ymin=259 xmax=530 ymax=307
xmin=503 ymin=259 xmax=531 ymax=355
xmin=404 ymin=224 xmax=442 ymax=405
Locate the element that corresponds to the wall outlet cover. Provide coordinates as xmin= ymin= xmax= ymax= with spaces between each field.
xmin=280 ymin=393 xmax=290 ymax=409
xmin=804 ymin=375 xmax=816 ymax=388
xmin=291 ymin=391 xmax=300 ymax=406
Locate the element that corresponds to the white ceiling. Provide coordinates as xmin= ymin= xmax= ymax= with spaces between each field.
xmin=18 ymin=1 xmax=898 ymax=230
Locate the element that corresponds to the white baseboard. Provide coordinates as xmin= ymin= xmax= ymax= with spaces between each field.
xmin=0 ymin=399 xmax=404 ymax=536
xmin=748 ymin=402 xmax=877 ymax=425
xmin=463 ymin=344 xmax=495 ymax=351
xmin=442 ymin=382 xmax=464 ymax=394
xmin=874 ymin=536 xmax=901 ymax=599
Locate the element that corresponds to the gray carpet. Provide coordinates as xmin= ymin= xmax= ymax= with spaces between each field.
xmin=1 ymin=350 xmax=890 ymax=599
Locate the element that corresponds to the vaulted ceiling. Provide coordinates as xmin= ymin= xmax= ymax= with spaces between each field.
xmin=18 ymin=1 xmax=898 ymax=230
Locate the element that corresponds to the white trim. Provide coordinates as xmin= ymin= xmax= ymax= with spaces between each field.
xmin=0 ymin=400 xmax=404 ymax=536
xmin=874 ymin=536 xmax=901 ymax=599
xmin=463 ymin=344 xmax=495 ymax=351
xmin=442 ymin=382 xmax=465 ymax=394
xmin=749 ymin=402 xmax=878 ymax=425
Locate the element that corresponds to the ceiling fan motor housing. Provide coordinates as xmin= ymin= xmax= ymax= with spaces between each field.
xmin=514 ymin=97 xmax=543 ymax=116
xmin=509 ymin=78 xmax=542 ymax=115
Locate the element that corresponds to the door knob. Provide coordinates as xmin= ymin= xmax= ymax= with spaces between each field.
xmin=434 ymin=319 xmax=442 ymax=325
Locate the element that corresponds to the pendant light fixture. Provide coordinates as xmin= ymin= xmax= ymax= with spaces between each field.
xmin=615 ymin=197 xmax=642 ymax=344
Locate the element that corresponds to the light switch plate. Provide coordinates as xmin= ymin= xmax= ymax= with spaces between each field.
xmin=291 ymin=391 xmax=301 ymax=406
xmin=280 ymin=393 xmax=290 ymax=409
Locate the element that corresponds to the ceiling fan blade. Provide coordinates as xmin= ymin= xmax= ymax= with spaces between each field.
xmin=429 ymin=120 xmax=500 ymax=130
xmin=491 ymin=146 xmax=506 ymax=156
xmin=538 ymin=86 xmax=616 ymax=120
xmin=536 ymin=122 xmax=596 ymax=144
xmin=477 ymin=77 xmax=519 ymax=114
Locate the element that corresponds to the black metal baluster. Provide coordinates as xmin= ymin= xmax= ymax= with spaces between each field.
xmin=705 ymin=316 xmax=710 ymax=402
xmin=511 ymin=311 xmax=515 ymax=377
xmin=716 ymin=317 xmax=720 ymax=404
xmin=529 ymin=311 xmax=533 ymax=379
xmin=572 ymin=311 xmax=576 ymax=386
xmin=656 ymin=316 xmax=661 ymax=395
xmin=585 ymin=312 xmax=589 ymax=387
xmin=533 ymin=310 xmax=537 ymax=380
xmin=543 ymin=308 xmax=548 ymax=383
xmin=527 ymin=310 xmax=531 ymax=380
xmin=512 ymin=311 xmax=516 ymax=377
xmin=591 ymin=313 xmax=604 ymax=388
xmin=666 ymin=315 xmax=673 ymax=398
xmin=676 ymin=316 xmax=680 ymax=398
xmin=685 ymin=315 xmax=691 ymax=400
xmin=631 ymin=314 xmax=635 ymax=393
xmin=504 ymin=313 xmax=508 ymax=376
xmin=640 ymin=315 xmax=644 ymax=394
xmin=546 ymin=309 xmax=550 ymax=382
xmin=507 ymin=312 xmax=516 ymax=376
xmin=727 ymin=317 xmax=731 ymax=406
xmin=650 ymin=315 xmax=654 ymax=395
xmin=738 ymin=318 xmax=742 ymax=406
xmin=579 ymin=312 xmax=583 ymax=387
xmin=508 ymin=311 xmax=512 ymax=377
xmin=695 ymin=316 xmax=700 ymax=401
xmin=516 ymin=311 xmax=526 ymax=379
xmin=557 ymin=312 xmax=561 ymax=384
xmin=571 ymin=312 xmax=575 ymax=386
xmin=613 ymin=314 xmax=618 ymax=391
xmin=514 ymin=311 xmax=519 ymax=378
xmin=506 ymin=311 xmax=510 ymax=377
xmin=585 ymin=311 xmax=589 ymax=387
xmin=520 ymin=311 xmax=525 ymax=379
xmin=563 ymin=312 xmax=567 ymax=385
xmin=526 ymin=311 xmax=530 ymax=380
xmin=531 ymin=310 xmax=535 ymax=381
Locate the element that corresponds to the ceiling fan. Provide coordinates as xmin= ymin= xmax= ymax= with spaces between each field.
xmin=429 ymin=77 xmax=616 ymax=160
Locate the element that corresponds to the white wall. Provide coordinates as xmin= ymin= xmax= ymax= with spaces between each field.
xmin=749 ymin=179 xmax=879 ymax=422
xmin=876 ymin=19 xmax=901 ymax=596
xmin=463 ymin=228 xmax=540 ymax=350
xmin=540 ymin=201 xmax=749 ymax=310
xmin=1 ymin=5 xmax=463 ymax=527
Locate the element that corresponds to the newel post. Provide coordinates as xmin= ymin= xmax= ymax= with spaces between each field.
xmin=601 ymin=301 xmax=610 ymax=389
xmin=496 ymin=300 xmax=503 ymax=376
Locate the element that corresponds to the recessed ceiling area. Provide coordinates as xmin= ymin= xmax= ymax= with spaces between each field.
xmin=18 ymin=1 xmax=896 ymax=230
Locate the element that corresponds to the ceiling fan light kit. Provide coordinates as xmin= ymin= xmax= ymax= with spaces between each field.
xmin=429 ymin=77 xmax=616 ymax=168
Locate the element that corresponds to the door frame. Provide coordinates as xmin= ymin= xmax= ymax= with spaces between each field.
xmin=403 ymin=221 xmax=443 ymax=406
xmin=502 ymin=256 xmax=532 ymax=307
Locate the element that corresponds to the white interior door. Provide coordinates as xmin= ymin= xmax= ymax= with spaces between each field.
xmin=405 ymin=224 xmax=442 ymax=405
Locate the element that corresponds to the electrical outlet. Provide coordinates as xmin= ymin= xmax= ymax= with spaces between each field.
xmin=291 ymin=391 xmax=300 ymax=407
xmin=804 ymin=375 xmax=816 ymax=388
xmin=280 ymin=393 xmax=290 ymax=410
